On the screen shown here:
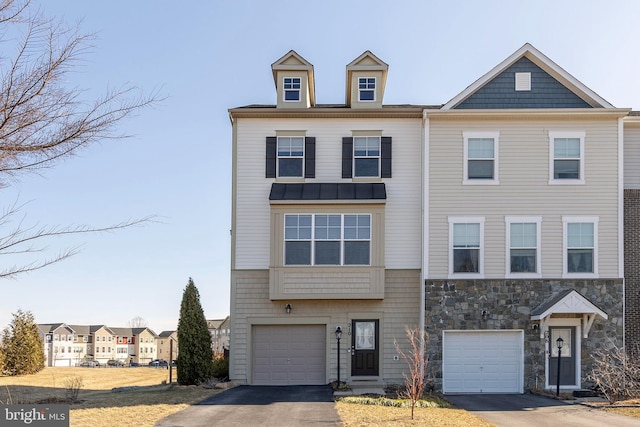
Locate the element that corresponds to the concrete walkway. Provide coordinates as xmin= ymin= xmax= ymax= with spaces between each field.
xmin=156 ymin=385 xmax=341 ymax=427
xmin=445 ymin=393 xmax=640 ymax=427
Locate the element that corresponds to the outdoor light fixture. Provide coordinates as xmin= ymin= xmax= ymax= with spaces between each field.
xmin=335 ymin=326 xmax=343 ymax=384
xmin=556 ymin=336 xmax=564 ymax=396
xmin=285 ymin=303 xmax=292 ymax=314
xmin=481 ymin=310 xmax=489 ymax=321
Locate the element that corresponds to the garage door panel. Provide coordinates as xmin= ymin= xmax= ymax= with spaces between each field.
xmin=252 ymin=325 xmax=326 ymax=385
xmin=443 ymin=331 xmax=523 ymax=394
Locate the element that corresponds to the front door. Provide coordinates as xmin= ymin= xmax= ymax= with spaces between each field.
xmin=548 ymin=327 xmax=576 ymax=386
xmin=351 ymin=320 xmax=379 ymax=376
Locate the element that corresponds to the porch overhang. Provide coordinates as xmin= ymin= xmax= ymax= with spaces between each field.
xmin=530 ymin=289 xmax=608 ymax=339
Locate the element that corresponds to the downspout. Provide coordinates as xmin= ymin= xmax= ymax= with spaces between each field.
xmin=420 ymin=110 xmax=429 ymax=376
xmin=618 ymin=117 xmax=625 ymax=352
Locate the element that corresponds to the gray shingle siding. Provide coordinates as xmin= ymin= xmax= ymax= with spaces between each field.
xmin=455 ymin=57 xmax=592 ymax=109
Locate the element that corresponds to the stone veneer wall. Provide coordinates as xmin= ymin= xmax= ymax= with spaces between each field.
xmin=625 ymin=189 xmax=640 ymax=356
xmin=423 ymin=279 xmax=623 ymax=391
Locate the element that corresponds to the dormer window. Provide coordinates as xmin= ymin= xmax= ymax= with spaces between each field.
xmin=283 ymin=77 xmax=301 ymax=102
xmin=358 ymin=78 xmax=376 ymax=101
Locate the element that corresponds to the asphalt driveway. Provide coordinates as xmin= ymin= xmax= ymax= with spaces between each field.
xmin=446 ymin=393 xmax=640 ymax=427
xmin=155 ymin=385 xmax=341 ymax=427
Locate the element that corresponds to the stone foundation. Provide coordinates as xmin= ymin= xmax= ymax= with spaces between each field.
xmin=424 ymin=279 xmax=623 ymax=391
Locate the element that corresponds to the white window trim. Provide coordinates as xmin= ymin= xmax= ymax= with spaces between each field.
xmin=549 ymin=131 xmax=585 ymax=185
xmin=284 ymin=213 xmax=372 ymax=266
xmin=283 ymin=77 xmax=301 ymax=102
xmin=562 ymin=216 xmax=599 ymax=278
xmin=448 ymin=216 xmax=485 ymax=279
xmin=505 ymin=216 xmax=542 ymax=279
xmin=353 ymin=136 xmax=381 ymax=178
xmin=276 ymin=136 xmax=305 ymax=178
xmin=463 ymin=132 xmax=500 ymax=185
xmin=358 ymin=77 xmax=376 ymax=102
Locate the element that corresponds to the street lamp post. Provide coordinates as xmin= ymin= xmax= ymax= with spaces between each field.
xmin=556 ymin=336 xmax=564 ymax=397
xmin=335 ymin=326 xmax=342 ymax=385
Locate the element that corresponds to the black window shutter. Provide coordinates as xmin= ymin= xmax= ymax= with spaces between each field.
xmin=304 ymin=137 xmax=315 ymax=178
xmin=265 ymin=136 xmax=277 ymax=178
xmin=381 ymin=136 xmax=392 ymax=178
xmin=342 ymin=137 xmax=353 ymax=178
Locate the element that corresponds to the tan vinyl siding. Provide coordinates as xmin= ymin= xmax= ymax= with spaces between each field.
xmin=234 ymin=117 xmax=421 ymax=270
xmin=229 ymin=269 xmax=420 ymax=385
xmin=624 ymin=123 xmax=640 ymax=189
xmin=428 ymin=117 xmax=620 ymax=278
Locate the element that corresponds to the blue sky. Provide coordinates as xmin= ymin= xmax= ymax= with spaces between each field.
xmin=2 ymin=0 xmax=639 ymax=334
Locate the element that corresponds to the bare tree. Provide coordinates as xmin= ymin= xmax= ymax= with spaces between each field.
xmin=0 ymin=0 xmax=158 ymax=277
xmin=394 ymin=326 xmax=431 ymax=420
xmin=127 ymin=316 xmax=148 ymax=328
xmin=587 ymin=340 xmax=640 ymax=403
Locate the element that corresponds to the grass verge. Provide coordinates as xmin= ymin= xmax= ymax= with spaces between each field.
xmin=0 ymin=367 xmax=221 ymax=427
xmin=335 ymin=395 xmax=496 ymax=427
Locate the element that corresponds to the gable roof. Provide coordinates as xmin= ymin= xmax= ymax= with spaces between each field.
xmin=346 ymin=50 xmax=388 ymax=106
xmin=271 ymin=50 xmax=315 ymax=105
xmin=443 ymin=43 xmax=614 ymax=110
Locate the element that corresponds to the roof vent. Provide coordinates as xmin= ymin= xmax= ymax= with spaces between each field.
xmin=515 ymin=72 xmax=531 ymax=91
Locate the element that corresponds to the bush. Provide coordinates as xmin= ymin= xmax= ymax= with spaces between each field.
xmin=587 ymin=341 xmax=640 ymax=403
xmin=212 ymin=355 xmax=229 ymax=380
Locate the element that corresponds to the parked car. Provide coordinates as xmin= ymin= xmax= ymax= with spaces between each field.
xmin=107 ymin=359 xmax=125 ymax=367
xmin=148 ymin=359 xmax=168 ymax=367
xmin=129 ymin=361 xmax=140 ymax=367
xmin=79 ymin=361 xmax=97 ymax=367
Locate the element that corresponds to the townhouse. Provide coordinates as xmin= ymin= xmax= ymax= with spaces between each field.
xmin=229 ymin=44 xmax=637 ymax=393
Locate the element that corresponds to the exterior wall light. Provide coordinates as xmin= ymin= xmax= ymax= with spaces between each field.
xmin=285 ymin=303 xmax=292 ymax=314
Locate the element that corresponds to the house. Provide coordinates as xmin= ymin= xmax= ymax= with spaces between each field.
xmin=38 ymin=323 xmax=85 ymax=367
xmin=423 ymin=43 xmax=626 ymax=393
xmin=229 ymin=50 xmax=424 ymax=387
xmin=208 ymin=317 xmax=230 ymax=353
xmin=111 ymin=327 xmax=137 ymax=364
xmin=157 ymin=330 xmax=178 ymax=361
xmin=229 ymin=44 xmax=636 ymax=394
xmin=91 ymin=325 xmax=116 ymax=364
xmin=132 ymin=327 xmax=158 ymax=365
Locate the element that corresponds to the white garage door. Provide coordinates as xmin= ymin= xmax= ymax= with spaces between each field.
xmin=443 ymin=330 xmax=523 ymax=394
xmin=252 ymin=325 xmax=326 ymax=385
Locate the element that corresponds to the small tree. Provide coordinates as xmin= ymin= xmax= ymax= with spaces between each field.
xmin=177 ymin=278 xmax=214 ymax=385
xmin=1 ymin=309 xmax=45 ymax=376
xmin=127 ymin=316 xmax=148 ymax=328
xmin=588 ymin=341 xmax=640 ymax=403
xmin=394 ymin=326 xmax=431 ymax=420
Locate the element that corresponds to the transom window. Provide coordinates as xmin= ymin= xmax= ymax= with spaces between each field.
xmin=283 ymin=77 xmax=301 ymax=101
xmin=354 ymin=136 xmax=380 ymax=177
xmin=464 ymin=132 xmax=499 ymax=184
xmin=449 ymin=217 xmax=484 ymax=277
xmin=358 ymin=77 xmax=375 ymax=101
xmin=284 ymin=214 xmax=371 ymax=266
xmin=277 ymin=136 xmax=304 ymax=177
xmin=550 ymin=132 xmax=585 ymax=184
xmin=506 ymin=217 xmax=541 ymax=277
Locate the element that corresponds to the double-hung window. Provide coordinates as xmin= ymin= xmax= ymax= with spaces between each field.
xmin=506 ymin=217 xmax=541 ymax=277
xmin=449 ymin=217 xmax=484 ymax=277
xmin=277 ymin=136 xmax=304 ymax=177
xmin=463 ymin=132 xmax=499 ymax=184
xmin=358 ymin=77 xmax=375 ymax=101
xmin=285 ymin=214 xmax=371 ymax=266
xmin=283 ymin=77 xmax=301 ymax=101
xmin=563 ymin=216 xmax=598 ymax=277
xmin=354 ymin=136 xmax=380 ymax=177
xmin=549 ymin=132 xmax=585 ymax=184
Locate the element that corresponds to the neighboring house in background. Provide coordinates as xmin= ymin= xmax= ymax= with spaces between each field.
xmin=208 ymin=316 xmax=230 ymax=353
xmin=111 ymin=327 xmax=136 ymax=363
xmin=91 ymin=325 xmax=116 ymax=364
xmin=132 ymin=327 xmax=158 ymax=365
xmin=38 ymin=323 xmax=83 ymax=367
xmin=228 ymin=44 xmax=636 ymax=393
xmin=157 ymin=330 xmax=178 ymax=361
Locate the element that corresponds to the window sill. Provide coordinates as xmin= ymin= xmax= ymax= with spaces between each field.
xmin=275 ymin=177 xmax=306 ymax=183
xmin=505 ymin=273 xmax=542 ymax=279
xmin=463 ymin=179 xmax=500 ymax=185
xmin=562 ymin=272 xmax=599 ymax=279
xmin=448 ymin=273 xmax=484 ymax=279
xmin=548 ymin=179 xmax=585 ymax=185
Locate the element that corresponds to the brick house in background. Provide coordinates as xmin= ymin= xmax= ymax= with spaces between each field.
xmin=229 ymin=44 xmax=639 ymax=393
